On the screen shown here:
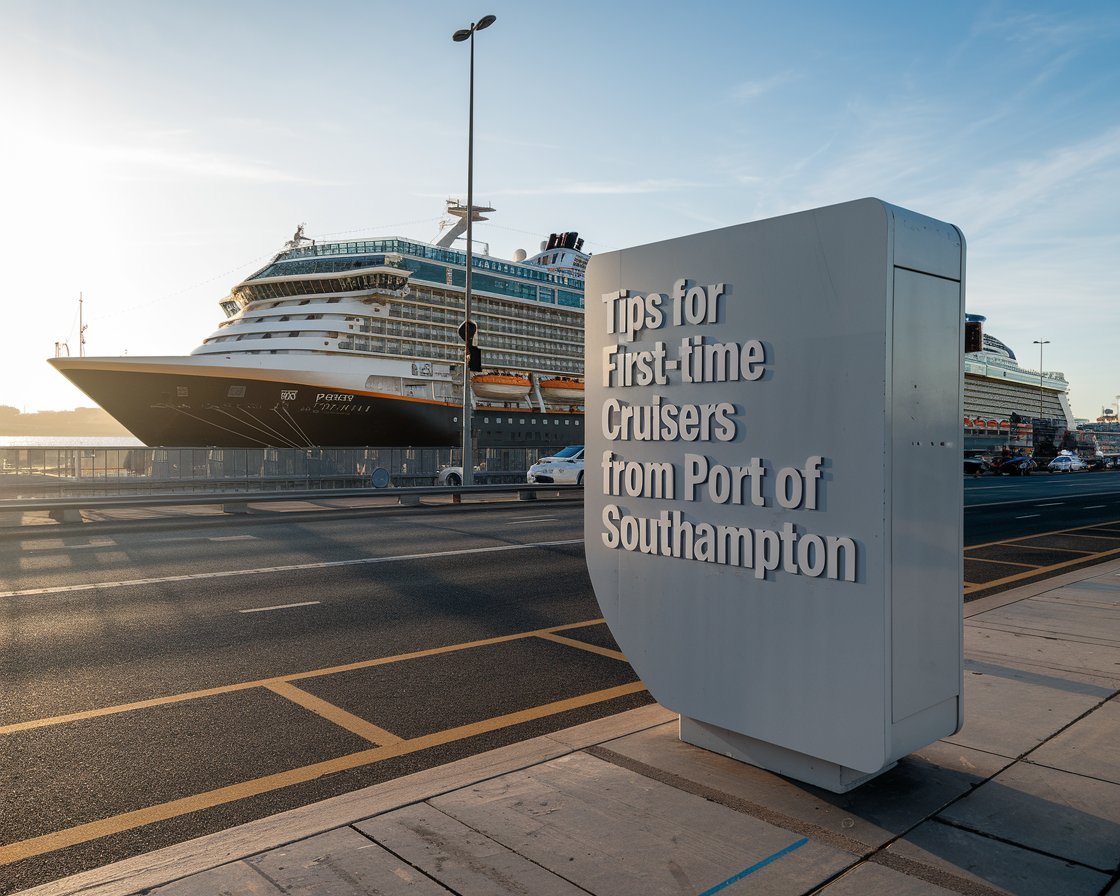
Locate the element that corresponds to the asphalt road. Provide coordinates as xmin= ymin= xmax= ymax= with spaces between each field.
xmin=0 ymin=501 xmax=651 ymax=894
xmin=965 ymin=469 xmax=1120 ymax=542
xmin=4 ymin=475 xmax=1120 ymax=892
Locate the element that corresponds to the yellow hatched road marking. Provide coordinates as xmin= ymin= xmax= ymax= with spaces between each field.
xmin=962 ymin=518 xmax=1120 ymax=594
xmin=0 ymin=681 xmax=647 ymax=866
xmin=1002 ymin=544 xmax=1096 ymax=554
xmin=263 ymin=681 xmax=402 ymax=746
xmin=0 ymin=619 xmax=606 ymax=736
xmin=535 ymin=631 xmax=627 ymax=661
xmin=962 ymin=556 xmax=1038 ymax=569
xmin=965 ymin=518 xmax=1120 ymax=551
xmin=964 ymin=544 xmax=1120 ymax=593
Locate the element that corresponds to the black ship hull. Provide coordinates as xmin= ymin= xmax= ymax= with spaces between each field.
xmin=53 ymin=364 xmax=584 ymax=449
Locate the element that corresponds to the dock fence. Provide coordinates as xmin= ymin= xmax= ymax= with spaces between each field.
xmin=0 ymin=445 xmax=548 ymax=498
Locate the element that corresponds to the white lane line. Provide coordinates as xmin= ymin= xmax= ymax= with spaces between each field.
xmin=1016 ymin=514 xmax=1041 ymax=519
xmin=0 ymin=539 xmax=584 ymax=599
xmin=506 ymin=517 xmax=558 ymax=524
xmin=239 ymin=600 xmax=320 ymax=614
xmin=1035 ymin=502 xmax=1064 ymax=507
xmin=1084 ymin=505 xmax=1106 ymax=509
xmin=28 ymin=541 xmax=118 ymax=551
xmin=209 ymin=535 xmax=257 ymax=541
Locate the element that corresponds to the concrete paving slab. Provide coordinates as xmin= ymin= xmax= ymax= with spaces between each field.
xmin=245 ymin=827 xmax=448 ymax=895
xmin=969 ymin=598 xmax=1120 ymax=647
xmin=1028 ymin=698 xmax=1120 ymax=783
xmin=814 ymin=860 xmax=963 ymax=895
xmin=1053 ymin=581 xmax=1120 ymax=605
xmin=888 ymin=820 xmax=1111 ymax=896
xmin=938 ymin=761 xmax=1120 ymax=873
xmin=965 ymin=626 xmax=1120 ymax=688
xmin=429 ymin=751 xmax=855 ymax=895
xmin=356 ymin=802 xmax=588 ymax=895
xmin=590 ymin=721 xmax=1007 ymax=852
xmin=145 ymin=860 xmax=281 ymax=895
xmin=943 ymin=668 xmax=1101 ymax=758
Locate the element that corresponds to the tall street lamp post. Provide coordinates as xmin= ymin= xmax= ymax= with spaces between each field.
xmin=452 ymin=13 xmax=496 ymax=488
xmin=1033 ymin=339 xmax=1050 ymax=423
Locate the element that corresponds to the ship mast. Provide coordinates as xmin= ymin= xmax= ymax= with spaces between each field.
xmin=79 ymin=292 xmax=88 ymax=357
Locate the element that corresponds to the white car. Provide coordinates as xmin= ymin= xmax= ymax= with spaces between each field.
xmin=526 ymin=445 xmax=585 ymax=485
xmin=1047 ymin=455 xmax=1087 ymax=473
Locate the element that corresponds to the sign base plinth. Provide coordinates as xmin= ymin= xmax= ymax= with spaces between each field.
xmin=680 ymin=716 xmax=896 ymax=794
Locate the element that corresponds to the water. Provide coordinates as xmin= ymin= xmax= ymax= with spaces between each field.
xmin=0 ymin=436 xmax=145 ymax=447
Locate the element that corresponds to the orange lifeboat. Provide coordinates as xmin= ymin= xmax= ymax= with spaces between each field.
xmin=539 ymin=377 xmax=584 ymax=404
xmin=471 ymin=373 xmax=531 ymax=401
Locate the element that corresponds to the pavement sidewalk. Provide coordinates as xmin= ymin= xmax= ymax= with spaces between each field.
xmin=15 ymin=561 xmax=1120 ymax=896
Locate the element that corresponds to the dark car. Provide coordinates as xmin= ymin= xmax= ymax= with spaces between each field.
xmin=963 ymin=457 xmax=990 ymax=476
xmin=1000 ymin=456 xmax=1036 ymax=475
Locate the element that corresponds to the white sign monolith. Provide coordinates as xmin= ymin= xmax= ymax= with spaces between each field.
xmin=584 ymin=198 xmax=964 ymax=792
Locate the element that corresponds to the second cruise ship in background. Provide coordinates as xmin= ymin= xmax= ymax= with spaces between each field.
xmin=50 ymin=202 xmax=589 ymax=449
xmin=962 ymin=313 xmax=1075 ymax=452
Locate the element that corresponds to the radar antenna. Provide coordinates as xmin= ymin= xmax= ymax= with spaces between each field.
xmin=285 ymin=223 xmax=312 ymax=248
xmin=435 ymin=199 xmax=494 ymax=249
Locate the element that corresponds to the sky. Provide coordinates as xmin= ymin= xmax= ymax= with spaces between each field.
xmin=1 ymin=0 xmax=1118 ymax=420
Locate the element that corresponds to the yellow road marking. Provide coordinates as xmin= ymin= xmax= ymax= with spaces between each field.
xmin=263 ymin=681 xmax=402 ymax=746
xmin=964 ymin=543 xmax=1120 ymax=593
xmin=961 ymin=518 xmax=1120 ymax=594
xmin=0 ymin=619 xmax=606 ymax=736
xmin=962 ymin=556 xmax=1038 ymax=569
xmin=1004 ymin=544 xmax=1096 ymax=554
xmin=0 ymin=681 xmax=646 ymax=866
xmin=535 ymin=631 xmax=627 ymax=661
xmin=965 ymin=518 xmax=1120 ymax=551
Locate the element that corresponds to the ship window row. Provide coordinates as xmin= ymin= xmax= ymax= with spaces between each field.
xmin=964 ymin=376 xmax=1066 ymax=419
xmin=250 ymin=255 xmax=398 ymax=279
xmin=280 ymin=238 xmax=585 ymax=289
xmin=354 ymin=317 xmax=581 ymax=359
xmin=389 ymin=290 xmax=581 ymax=331
xmin=368 ymin=311 xmax=581 ymax=344
xmin=233 ymin=274 xmax=405 ymax=303
xmin=216 ymin=311 xmax=582 ymax=353
xmin=333 ymin=327 xmax=577 ymax=362
xmin=333 ymin=336 xmax=581 ymax=376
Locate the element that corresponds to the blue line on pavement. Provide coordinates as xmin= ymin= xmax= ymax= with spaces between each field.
xmin=697 ymin=837 xmax=810 ymax=896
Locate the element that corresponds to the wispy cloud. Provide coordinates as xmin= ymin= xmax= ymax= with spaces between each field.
xmin=932 ymin=125 xmax=1120 ymax=239
xmin=730 ymin=71 xmax=799 ymax=102
xmin=491 ymin=178 xmax=708 ymax=197
xmin=80 ymin=140 xmax=329 ymax=185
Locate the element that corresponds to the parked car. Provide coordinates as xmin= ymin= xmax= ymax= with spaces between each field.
xmin=1047 ymin=455 xmax=1088 ymax=473
xmin=963 ymin=457 xmax=990 ymax=476
xmin=999 ymin=456 xmax=1037 ymax=475
xmin=437 ymin=464 xmax=484 ymax=486
xmin=526 ymin=445 xmax=585 ymax=485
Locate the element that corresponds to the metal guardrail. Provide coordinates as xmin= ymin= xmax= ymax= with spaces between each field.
xmin=0 ymin=445 xmax=548 ymax=497
xmin=0 ymin=483 xmax=582 ymax=525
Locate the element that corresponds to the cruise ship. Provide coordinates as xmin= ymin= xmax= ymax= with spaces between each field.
xmin=49 ymin=204 xmax=589 ymax=449
xmin=963 ymin=313 xmax=1074 ymax=450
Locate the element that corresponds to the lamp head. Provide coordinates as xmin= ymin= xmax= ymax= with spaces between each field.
xmin=476 ymin=14 xmax=497 ymax=29
xmin=453 ymin=28 xmax=472 ymax=41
